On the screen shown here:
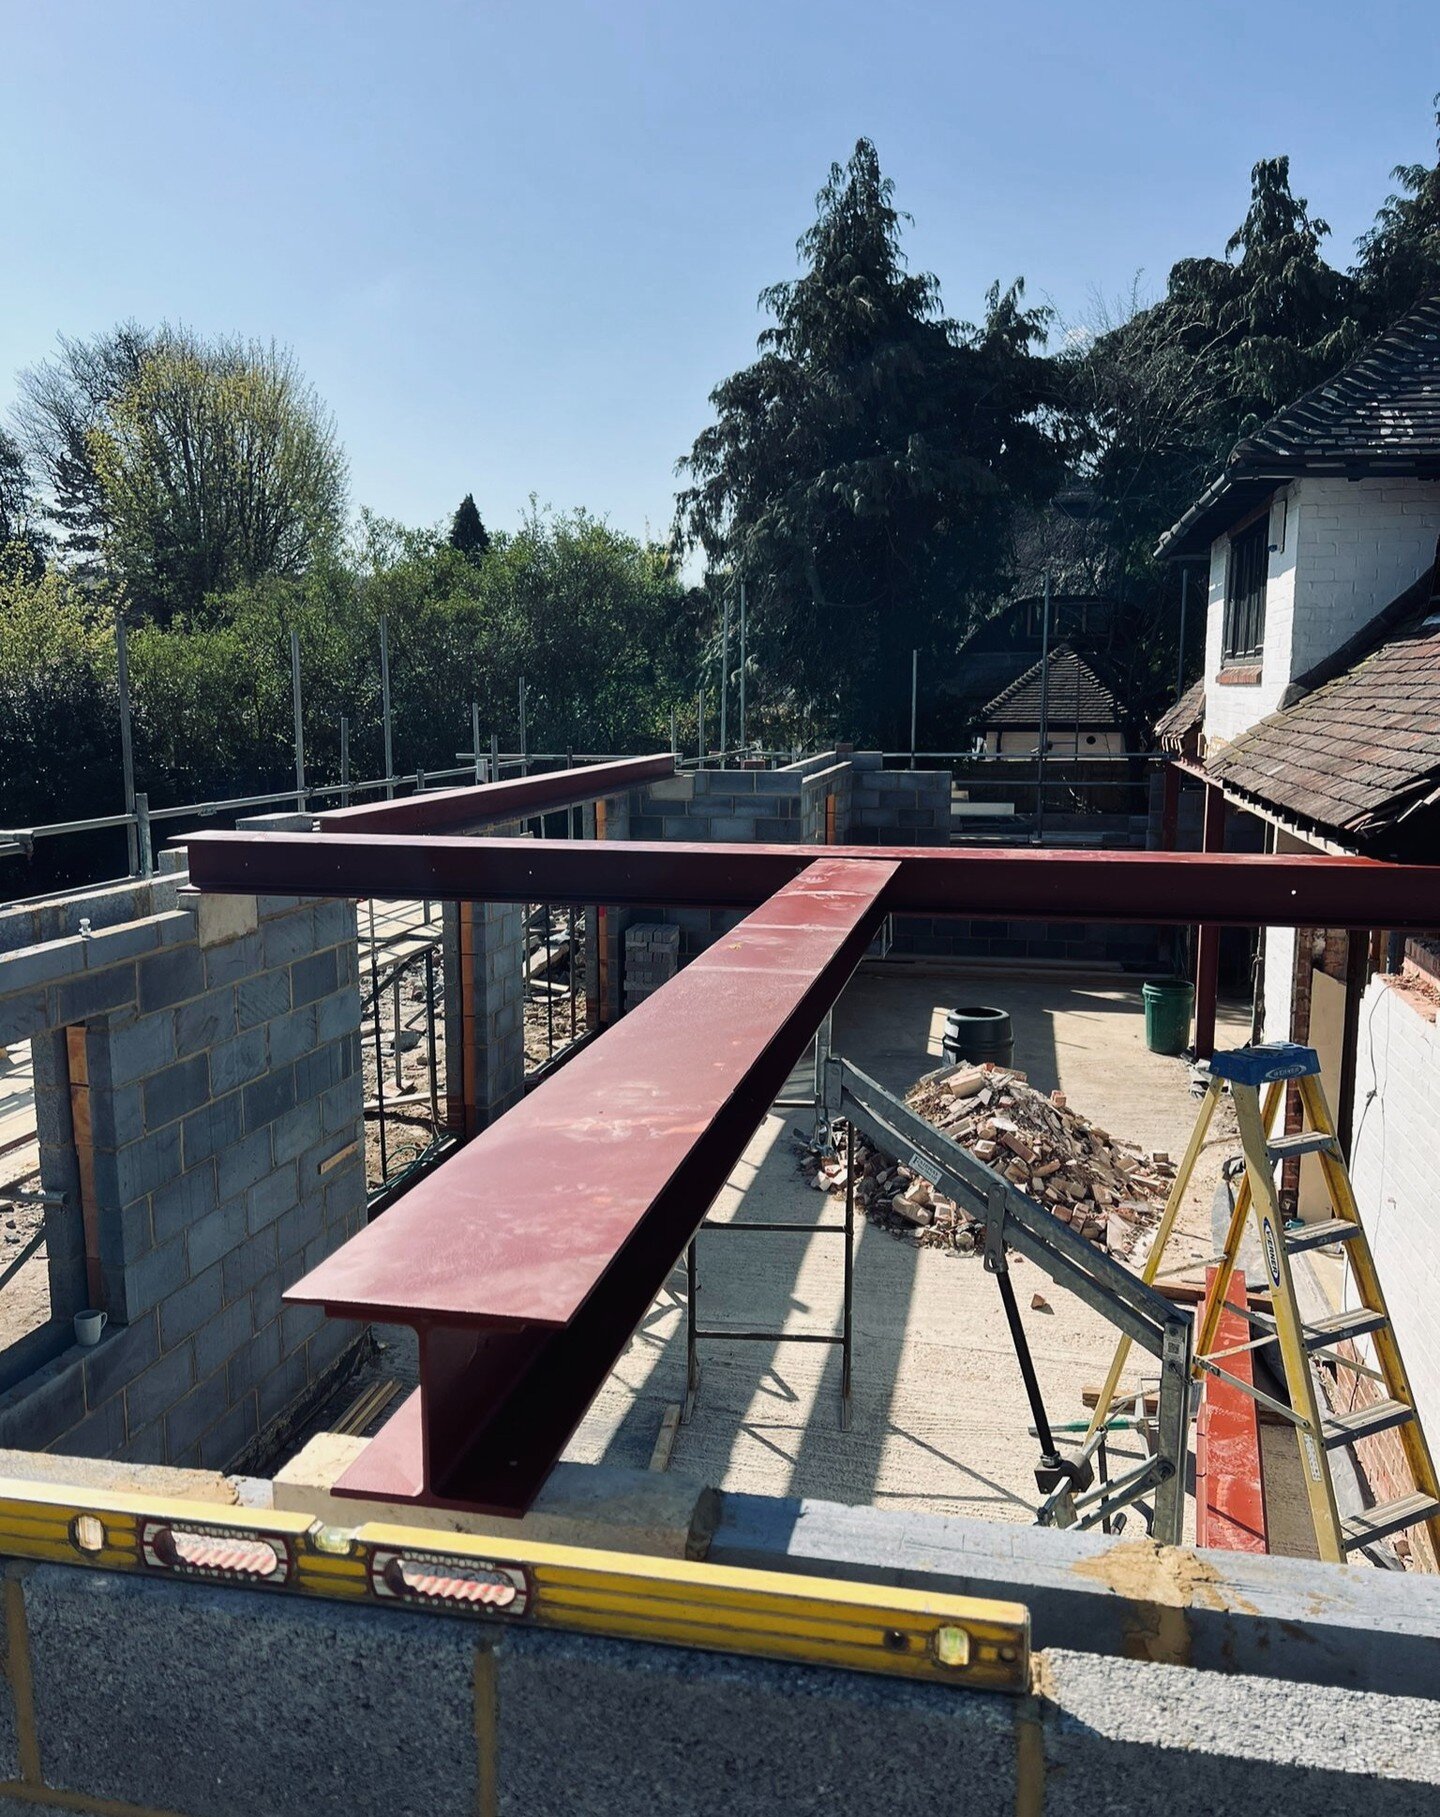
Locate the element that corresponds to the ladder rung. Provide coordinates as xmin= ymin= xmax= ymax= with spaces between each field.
xmin=1266 ymin=1131 xmax=1338 ymax=1162
xmin=1322 ymin=1398 xmax=1415 ymax=1449
xmin=1302 ymin=1306 xmax=1389 ymax=1350
xmin=1341 ymin=1493 xmax=1440 ymax=1551
xmin=1284 ymin=1219 xmax=1361 ymax=1254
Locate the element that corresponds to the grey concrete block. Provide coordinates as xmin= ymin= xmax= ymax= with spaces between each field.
xmin=203 ymin=929 xmax=263 ymax=988
xmin=1038 ymin=1648 xmax=1440 ymax=1813
xmin=142 ymin=1053 xmax=211 ymax=1131
xmin=315 ymin=984 xmax=360 ymax=1045
xmin=186 ymin=1197 xmax=248 ymax=1279
xmin=293 ymin=1038 xmax=346 ymax=1103
xmin=272 ymin=1098 xmax=323 ymax=1167
xmin=495 ymin=1627 xmax=1015 ymax=1815
xmin=276 ymin=1189 xmax=324 ymax=1263
xmin=267 ymin=1002 xmax=318 ymax=1067
xmin=307 ymin=1316 xmax=363 ymax=1378
xmin=78 ymin=917 xmax=164 ymax=968
xmin=160 ymin=1263 xmax=225 ymax=1350
xmin=105 ymin=1011 xmax=177 ymax=1086
xmin=124 ymin=1236 xmax=189 ymax=1314
xmin=223 ymin=1230 xmax=278 ymax=1305
xmin=246 ymin=1162 xmax=299 ymax=1234
xmin=151 ymin=1161 xmax=219 ymax=1246
xmin=216 ymin=1128 xmax=272 ymax=1203
xmin=82 ymin=1313 xmax=160 ymax=1407
xmin=236 ymin=969 xmax=289 ymax=1029
xmin=136 ymin=943 xmax=205 ymax=1013
xmin=256 ymin=1348 xmax=308 ymax=1426
xmin=0 ymin=1353 xmax=87 ymax=1451
xmin=226 ymin=1320 xmax=280 ymax=1401
xmin=0 ymin=935 xmax=85 ymax=995
xmin=50 ymin=961 xmax=138 ymax=1025
xmin=311 ymin=899 xmax=357 ymax=945
xmin=53 ymin=1391 xmax=126 ymax=1459
xmin=192 ymin=1294 xmax=254 ymax=1381
xmin=208 ymin=1026 xmax=267 ymax=1094
xmin=243 ymin=1062 xmax=296 ymax=1130
xmin=279 ymin=1300 xmax=324 ymax=1353
xmin=86 ymin=1080 xmax=144 ymax=1150
xmin=164 ymin=1367 xmax=229 ymax=1459
xmin=124 ymin=1340 xmax=195 ymax=1435
xmin=198 ymin=1387 xmax=258 ymax=1469
xmin=174 ymin=987 xmax=237 ymax=1057
xmin=22 ymin=1567 xmax=486 ymax=1817
xmin=180 ymin=1093 xmax=244 ymax=1171
xmin=113 ymin=1124 xmax=183 ymax=1204
xmin=291 ymin=947 xmax=339 ymax=1008
xmin=261 ymin=907 xmax=316 ymax=968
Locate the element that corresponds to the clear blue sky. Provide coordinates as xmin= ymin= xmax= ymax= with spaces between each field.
xmin=2 ymin=1 xmax=1436 ymax=548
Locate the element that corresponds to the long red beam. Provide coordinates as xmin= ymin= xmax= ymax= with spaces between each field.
xmin=289 ymin=857 xmax=895 ymax=1514
xmin=186 ymin=831 xmax=1440 ymax=929
xmin=314 ymin=752 xmax=675 ymax=834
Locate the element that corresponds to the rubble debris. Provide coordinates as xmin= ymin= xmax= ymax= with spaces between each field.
xmin=1030 ymin=1293 xmax=1052 ymax=1313
xmin=795 ymin=1060 xmax=1173 ymax=1262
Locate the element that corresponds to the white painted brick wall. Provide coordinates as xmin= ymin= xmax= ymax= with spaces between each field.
xmin=1263 ymin=924 xmax=1296 ymax=1045
xmin=1203 ymin=476 xmax=1440 ymax=749
xmin=1349 ymin=977 xmax=1440 ymax=1439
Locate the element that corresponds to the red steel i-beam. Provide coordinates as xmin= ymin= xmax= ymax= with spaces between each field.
xmin=185 ymin=831 xmax=1440 ymax=930
xmin=286 ymin=857 xmax=896 ymax=1514
xmin=315 ymin=751 xmax=675 ymax=835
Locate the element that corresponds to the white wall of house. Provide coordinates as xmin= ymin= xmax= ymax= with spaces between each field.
xmin=1203 ymin=476 xmax=1440 ymax=751
xmin=1349 ymin=974 xmax=1440 ymax=1439
xmin=985 ymin=728 xmax=1125 ymax=754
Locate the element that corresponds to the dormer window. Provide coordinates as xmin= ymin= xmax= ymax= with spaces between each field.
xmin=1222 ymin=516 xmax=1269 ymax=663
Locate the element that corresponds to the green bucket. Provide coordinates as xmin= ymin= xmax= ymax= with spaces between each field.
xmin=1142 ymin=977 xmax=1194 ymax=1057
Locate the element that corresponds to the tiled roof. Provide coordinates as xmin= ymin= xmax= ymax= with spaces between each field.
xmin=1155 ymin=677 xmax=1205 ymax=752
xmin=1231 ymin=292 xmax=1440 ymax=469
xmin=979 ymin=644 xmax=1121 ymax=728
xmin=1207 ymin=558 xmax=1440 ymax=847
xmin=1158 ymin=289 xmax=1440 ymax=559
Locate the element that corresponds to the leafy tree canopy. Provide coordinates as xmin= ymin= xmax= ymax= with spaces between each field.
xmin=1355 ymin=95 xmax=1440 ymax=328
xmin=677 ymin=139 xmax=1062 ymax=743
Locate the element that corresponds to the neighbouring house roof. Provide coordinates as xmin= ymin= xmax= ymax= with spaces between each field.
xmin=1155 ymin=677 xmax=1205 ymax=756
xmin=979 ymin=644 xmax=1122 ymax=729
xmin=1157 ymin=289 xmax=1440 ymax=560
xmin=1206 ymin=555 xmax=1440 ymax=850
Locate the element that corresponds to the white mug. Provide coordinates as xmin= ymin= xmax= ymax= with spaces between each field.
xmin=75 ymin=1309 xmax=107 ymax=1348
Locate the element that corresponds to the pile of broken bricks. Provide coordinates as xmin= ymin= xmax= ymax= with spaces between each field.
xmin=798 ymin=1061 xmax=1175 ymax=1260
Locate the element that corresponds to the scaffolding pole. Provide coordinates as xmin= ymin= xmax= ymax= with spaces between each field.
xmin=115 ymin=611 xmax=139 ymax=876
xmin=290 ymin=629 xmax=307 ymax=811
xmin=380 ymin=617 xmax=395 ymax=799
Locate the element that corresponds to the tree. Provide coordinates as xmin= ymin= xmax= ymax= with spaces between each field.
xmin=449 ymin=493 xmax=491 ymax=560
xmin=1355 ymin=96 xmax=1440 ymax=328
xmin=0 ymin=428 xmax=33 ymax=551
xmin=85 ymin=329 xmax=347 ymax=622
xmin=676 ymin=139 xmax=1060 ymax=743
xmin=14 ymin=324 xmax=153 ymax=576
xmin=1065 ymin=158 xmax=1355 ymax=591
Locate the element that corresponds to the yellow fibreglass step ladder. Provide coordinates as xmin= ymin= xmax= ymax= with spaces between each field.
xmin=1093 ymin=1042 xmax=1440 ymax=1566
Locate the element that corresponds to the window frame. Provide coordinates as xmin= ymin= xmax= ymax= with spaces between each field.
xmin=1222 ymin=514 xmax=1270 ymax=665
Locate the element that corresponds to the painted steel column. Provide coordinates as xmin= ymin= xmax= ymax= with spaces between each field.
xmin=1193 ymin=782 xmax=1226 ymax=1060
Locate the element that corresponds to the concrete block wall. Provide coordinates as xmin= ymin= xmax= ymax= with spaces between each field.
xmin=0 ymin=869 xmax=366 ymax=1469
xmin=629 ymin=769 xmax=805 ymax=845
xmin=888 ymin=916 xmax=1165 ymax=969
xmin=845 ymin=751 xmax=950 ymax=845
xmin=0 ymin=1558 xmax=1434 ymax=1815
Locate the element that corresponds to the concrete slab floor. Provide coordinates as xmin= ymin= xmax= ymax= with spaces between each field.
xmin=561 ymin=967 xmax=1253 ymax=1533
